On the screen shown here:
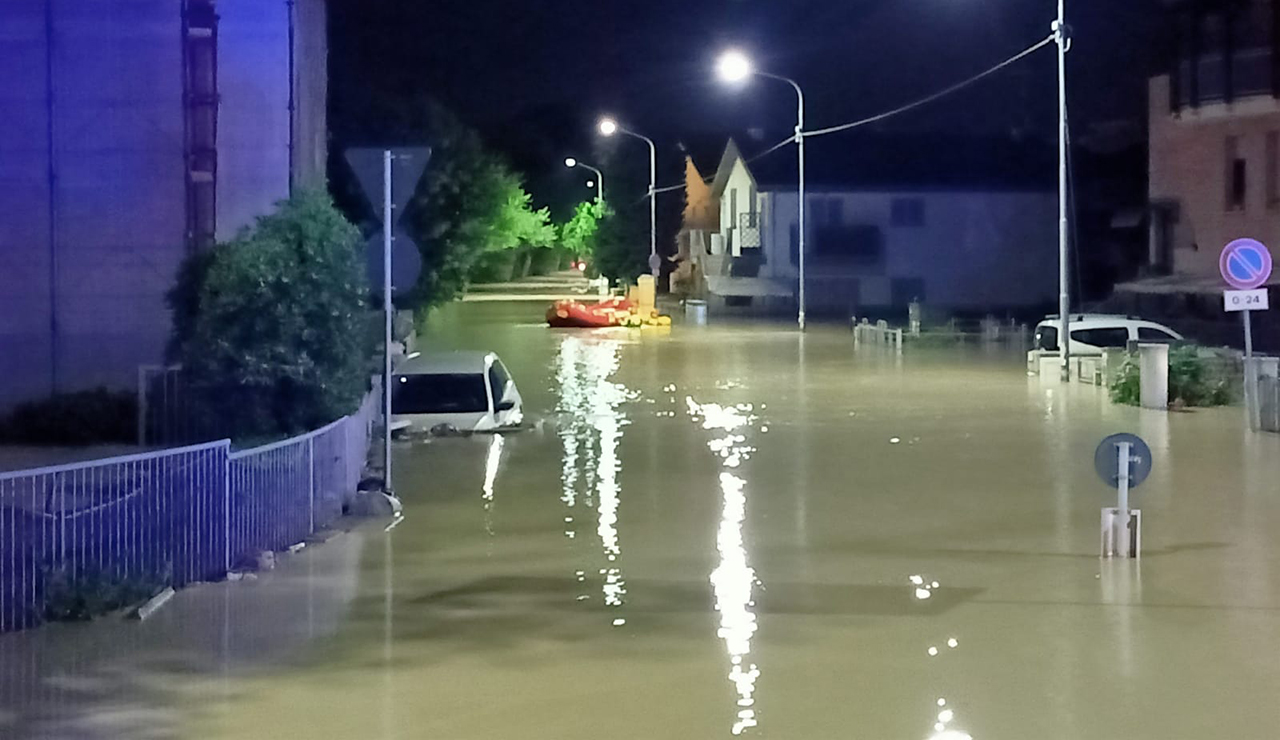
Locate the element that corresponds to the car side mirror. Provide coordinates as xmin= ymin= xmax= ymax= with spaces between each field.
xmin=496 ymin=399 xmax=516 ymax=412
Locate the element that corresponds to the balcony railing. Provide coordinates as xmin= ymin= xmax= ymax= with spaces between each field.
xmin=737 ymin=213 xmax=762 ymax=249
xmin=1174 ymin=48 xmax=1277 ymax=110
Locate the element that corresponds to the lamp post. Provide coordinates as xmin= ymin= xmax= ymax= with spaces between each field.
xmin=598 ymin=117 xmax=658 ymax=281
xmin=1054 ymin=0 xmax=1072 ymax=380
xmin=717 ymin=49 xmax=807 ymax=330
xmin=565 ymin=157 xmax=604 ymax=202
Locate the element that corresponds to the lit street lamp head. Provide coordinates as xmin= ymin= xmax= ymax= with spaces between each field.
xmin=716 ymin=49 xmax=753 ymax=84
xmin=564 ymin=157 xmax=577 ymax=168
xmin=598 ymin=118 xmax=618 ymax=136
xmin=585 ymin=180 xmax=595 ymax=188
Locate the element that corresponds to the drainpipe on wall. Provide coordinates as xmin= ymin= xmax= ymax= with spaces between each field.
xmin=287 ymin=0 xmax=296 ymax=193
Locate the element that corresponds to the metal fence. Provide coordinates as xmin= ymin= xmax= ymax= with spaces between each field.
xmin=1 ymin=385 xmax=379 ymax=633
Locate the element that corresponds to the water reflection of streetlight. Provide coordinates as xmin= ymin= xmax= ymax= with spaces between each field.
xmin=686 ymin=397 xmax=762 ymax=735
xmin=554 ymin=336 xmax=635 ymax=619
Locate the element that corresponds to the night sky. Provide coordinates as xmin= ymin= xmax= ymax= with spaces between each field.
xmin=331 ymin=0 xmax=1164 ymax=207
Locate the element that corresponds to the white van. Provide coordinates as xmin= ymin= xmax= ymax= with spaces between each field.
xmin=1033 ymin=314 xmax=1183 ymax=355
xmin=391 ymin=351 xmax=523 ymax=433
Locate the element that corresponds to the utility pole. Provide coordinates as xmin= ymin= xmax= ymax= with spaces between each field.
xmin=1056 ymin=0 xmax=1072 ymax=380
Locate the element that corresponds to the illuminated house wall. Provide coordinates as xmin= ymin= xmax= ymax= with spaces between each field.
xmin=0 ymin=0 xmax=327 ymax=411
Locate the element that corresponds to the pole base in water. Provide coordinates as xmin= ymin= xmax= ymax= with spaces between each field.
xmin=1101 ymin=507 xmax=1142 ymax=559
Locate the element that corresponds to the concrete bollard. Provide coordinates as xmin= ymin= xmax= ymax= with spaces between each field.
xmin=1139 ymin=343 xmax=1169 ymax=409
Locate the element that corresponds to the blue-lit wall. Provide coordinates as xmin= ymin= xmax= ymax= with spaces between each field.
xmin=0 ymin=0 xmax=328 ymax=412
xmin=0 ymin=1 xmax=186 ymax=410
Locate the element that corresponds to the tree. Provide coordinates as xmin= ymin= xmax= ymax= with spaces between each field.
xmin=168 ymin=189 xmax=372 ymax=438
xmin=593 ymin=201 xmax=649 ymax=285
xmin=560 ymin=199 xmax=609 ymax=259
xmin=493 ymin=179 xmax=557 ymax=249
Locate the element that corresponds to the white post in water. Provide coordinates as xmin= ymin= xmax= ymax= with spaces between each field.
xmin=382 ymin=149 xmax=393 ymax=492
xmin=1115 ymin=440 xmax=1131 ymax=557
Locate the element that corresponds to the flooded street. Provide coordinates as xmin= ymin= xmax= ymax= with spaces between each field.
xmin=5 ymin=302 xmax=1280 ymax=739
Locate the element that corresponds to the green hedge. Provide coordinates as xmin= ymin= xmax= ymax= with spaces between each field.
xmin=1110 ymin=345 xmax=1232 ymax=407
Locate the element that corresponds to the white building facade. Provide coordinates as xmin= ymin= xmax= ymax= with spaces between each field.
xmin=703 ymin=143 xmax=1059 ymax=316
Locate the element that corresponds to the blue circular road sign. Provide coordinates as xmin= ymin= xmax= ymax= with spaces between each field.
xmin=1094 ymin=433 xmax=1153 ymax=489
xmin=1220 ymin=238 xmax=1273 ymax=290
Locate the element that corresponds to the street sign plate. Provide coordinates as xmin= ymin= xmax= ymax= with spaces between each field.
xmin=1224 ymin=288 xmax=1269 ymax=313
xmin=1094 ymin=433 xmax=1152 ymax=489
xmin=366 ymin=231 xmax=423 ymax=293
xmin=1220 ymin=238 xmax=1273 ymax=290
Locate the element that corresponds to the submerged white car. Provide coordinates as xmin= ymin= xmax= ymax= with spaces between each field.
xmin=391 ymin=351 xmax=523 ymax=433
xmin=1033 ymin=314 xmax=1183 ymax=355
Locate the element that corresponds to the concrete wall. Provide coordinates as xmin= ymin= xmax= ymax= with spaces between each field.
xmin=292 ymin=0 xmax=328 ymax=188
xmin=1150 ymin=74 xmax=1280 ymax=278
xmin=217 ymin=0 xmax=292 ymax=239
xmin=758 ymin=189 xmax=1058 ymax=312
xmin=0 ymin=0 xmax=328 ymax=411
xmin=0 ymin=0 xmax=186 ymax=409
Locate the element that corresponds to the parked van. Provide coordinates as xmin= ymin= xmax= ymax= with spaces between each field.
xmin=1033 ymin=314 xmax=1183 ymax=356
xmin=391 ymin=351 xmax=523 ymax=433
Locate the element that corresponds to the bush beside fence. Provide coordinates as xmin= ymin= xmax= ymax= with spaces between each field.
xmin=0 ymin=384 xmax=379 ymax=633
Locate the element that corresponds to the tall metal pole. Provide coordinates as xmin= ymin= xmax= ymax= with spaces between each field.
xmin=796 ymin=87 xmax=807 ymax=332
xmin=756 ymin=72 xmax=807 ymax=330
xmin=1056 ymin=0 xmax=1071 ymax=380
xmin=382 ymin=150 xmax=393 ymax=491
xmin=648 ymin=138 xmax=658 ymax=281
xmin=582 ymin=164 xmax=604 ymax=202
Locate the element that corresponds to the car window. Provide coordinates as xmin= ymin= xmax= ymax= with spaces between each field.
xmin=1137 ymin=327 xmax=1179 ymax=343
xmin=1071 ymin=328 xmax=1130 ymax=348
xmin=1035 ymin=326 xmax=1058 ymax=351
xmin=488 ymin=362 xmax=509 ymax=408
xmin=393 ymin=373 xmax=488 ymax=414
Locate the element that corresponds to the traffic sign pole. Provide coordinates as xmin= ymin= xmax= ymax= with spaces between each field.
xmin=383 ymin=149 xmax=393 ymax=494
xmin=1095 ymin=433 xmax=1151 ymax=559
xmin=1220 ymin=238 xmax=1272 ymax=432
xmin=1116 ymin=441 xmax=1131 ymax=557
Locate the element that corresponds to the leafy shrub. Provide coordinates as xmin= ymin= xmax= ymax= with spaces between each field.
xmin=168 ymin=189 xmax=372 ymax=439
xmin=42 ymin=567 xmax=165 ymax=623
xmin=1109 ymin=345 xmax=1232 ymax=407
xmin=0 ymin=388 xmax=136 ymax=446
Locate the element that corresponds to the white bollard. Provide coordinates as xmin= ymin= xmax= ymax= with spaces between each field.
xmin=1139 ymin=343 xmax=1169 ymax=409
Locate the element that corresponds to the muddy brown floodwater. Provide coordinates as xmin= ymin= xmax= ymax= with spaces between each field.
xmin=4 ymin=301 xmax=1280 ymax=740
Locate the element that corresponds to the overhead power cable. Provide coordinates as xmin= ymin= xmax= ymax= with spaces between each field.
xmin=646 ymin=34 xmax=1054 ymax=195
xmin=805 ymin=35 xmax=1055 ymax=138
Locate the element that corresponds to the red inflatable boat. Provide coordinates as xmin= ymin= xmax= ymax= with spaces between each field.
xmin=546 ymin=297 xmax=633 ymax=328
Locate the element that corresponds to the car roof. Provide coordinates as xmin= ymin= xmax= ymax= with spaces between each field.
xmin=395 ymin=351 xmax=493 ymax=375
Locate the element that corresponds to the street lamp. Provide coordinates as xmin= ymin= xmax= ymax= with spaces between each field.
xmin=565 ymin=156 xmax=604 ymax=202
xmin=598 ymin=117 xmax=658 ymax=280
xmin=716 ymin=49 xmax=807 ymax=330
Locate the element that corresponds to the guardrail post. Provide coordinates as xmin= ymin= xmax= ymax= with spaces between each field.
xmin=308 ymin=436 xmax=316 ymax=533
xmin=223 ymin=449 xmax=231 ymax=574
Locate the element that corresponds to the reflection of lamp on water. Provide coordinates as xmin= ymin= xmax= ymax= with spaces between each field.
xmin=687 ymin=396 xmax=762 ymax=736
xmin=553 ymin=336 xmax=632 ymax=616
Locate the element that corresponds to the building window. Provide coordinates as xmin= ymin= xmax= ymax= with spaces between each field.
xmin=729 ymin=189 xmax=738 ymax=227
xmin=810 ymin=197 xmax=827 ymax=225
xmin=828 ymin=198 xmax=844 ymax=225
xmin=890 ymin=197 xmax=926 ymax=227
xmin=1226 ymin=135 xmax=1246 ymax=211
xmin=1268 ymin=132 xmax=1279 ymax=208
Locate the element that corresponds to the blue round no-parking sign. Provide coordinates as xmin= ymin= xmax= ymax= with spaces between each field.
xmin=1220 ymin=238 xmax=1273 ymax=290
